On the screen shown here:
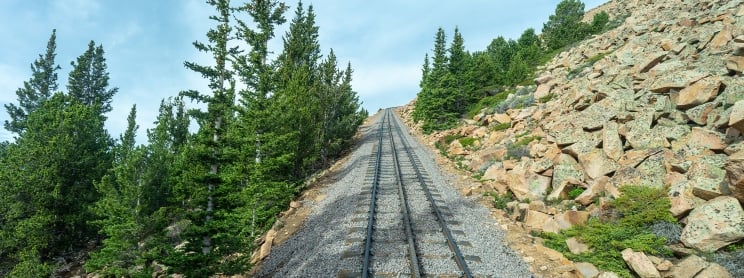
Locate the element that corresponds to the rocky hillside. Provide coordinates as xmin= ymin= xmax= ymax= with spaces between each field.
xmin=400 ymin=0 xmax=744 ymax=277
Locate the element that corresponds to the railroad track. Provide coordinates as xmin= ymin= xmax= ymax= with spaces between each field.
xmin=340 ymin=109 xmax=475 ymax=278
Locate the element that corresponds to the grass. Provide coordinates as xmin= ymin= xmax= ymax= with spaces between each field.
xmin=491 ymin=122 xmax=511 ymax=131
xmin=535 ymin=185 xmax=675 ymax=278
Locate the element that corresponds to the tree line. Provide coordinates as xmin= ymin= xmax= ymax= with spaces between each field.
xmin=0 ymin=0 xmax=367 ymax=276
xmin=413 ymin=0 xmax=609 ymax=131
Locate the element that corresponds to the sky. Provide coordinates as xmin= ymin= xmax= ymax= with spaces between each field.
xmin=0 ymin=0 xmax=606 ymax=142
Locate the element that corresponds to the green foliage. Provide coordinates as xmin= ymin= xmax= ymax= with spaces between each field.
xmin=537 ymin=185 xmax=675 ymax=277
xmin=467 ymin=90 xmax=508 ymax=118
xmin=542 ymin=0 xmax=588 ymax=50
xmin=4 ymin=29 xmax=60 ymax=134
xmin=458 ymin=137 xmax=477 ymax=149
xmin=490 ymin=191 xmax=515 ymax=210
xmin=568 ymin=187 xmax=585 ymax=199
xmin=491 ymin=122 xmax=511 ymax=131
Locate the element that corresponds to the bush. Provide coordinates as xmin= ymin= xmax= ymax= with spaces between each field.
xmin=459 ymin=137 xmax=477 ymax=149
xmin=711 ymin=250 xmax=744 ymax=277
xmin=490 ymin=191 xmax=515 ymax=210
xmin=538 ymin=93 xmax=556 ymax=103
xmin=537 ymin=185 xmax=675 ymax=278
xmin=567 ymin=187 xmax=585 ymax=199
xmin=467 ymin=91 xmax=509 ymax=118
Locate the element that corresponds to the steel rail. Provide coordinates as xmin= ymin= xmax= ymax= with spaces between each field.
xmin=361 ymin=109 xmax=387 ymax=278
xmin=389 ymin=112 xmax=474 ymax=278
xmin=387 ymin=110 xmax=422 ymax=278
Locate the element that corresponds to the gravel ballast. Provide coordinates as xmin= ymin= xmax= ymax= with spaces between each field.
xmin=256 ymin=110 xmax=532 ymax=277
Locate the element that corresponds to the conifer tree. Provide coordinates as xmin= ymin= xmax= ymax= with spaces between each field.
xmin=0 ymin=94 xmax=112 ymax=276
xmin=67 ymin=41 xmax=118 ymax=116
xmin=86 ymin=105 xmax=147 ymax=276
xmin=174 ymin=0 xmax=245 ymax=274
xmin=4 ymin=29 xmax=61 ymax=134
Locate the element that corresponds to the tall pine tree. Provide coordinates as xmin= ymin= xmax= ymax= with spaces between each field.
xmin=4 ymin=30 xmax=61 ymax=134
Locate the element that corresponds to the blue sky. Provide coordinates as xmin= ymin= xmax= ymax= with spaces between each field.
xmin=0 ymin=0 xmax=605 ymax=142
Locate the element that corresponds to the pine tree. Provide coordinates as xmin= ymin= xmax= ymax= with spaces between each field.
xmin=67 ymin=41 xmax=118 ymax=116
xmin=86 ymin=105 xmax=147 ymax=276
xmin=175 ymin=0 xmax=242 ymax=274
xmin=274 ymin=2 xmax=322 ymax=178
xmin=542 ymin=0 xmax=587 ymax=50
xmin=4 ymin=29 xmax=61 ymax=134
xmin=0 ymin=94 xmax=112 ymax=276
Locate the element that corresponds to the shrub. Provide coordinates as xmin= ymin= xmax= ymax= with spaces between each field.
xmin=459 ymin=137 xmax=477 ymax=149
xmin=567 ymin=187 xmax=585 ymax=199
xmin=711 ymin=250 xmax=744 ymax=278
xmin=491 ymin=191 xmax=515 ymax=210
xmin=536 ymin=185 xmax=675 ymax=278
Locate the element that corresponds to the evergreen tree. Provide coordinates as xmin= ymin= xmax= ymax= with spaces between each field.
xmin=175 ymin=0 xmax=240 ymax=274
xmin=542 ymin=0 xmax=587 ymax=50
xmin=274 ymin=2 xmax=322 ymax=178
xmin=67 ymin=41 xmax=119 ymax=116
xmin=0 ymin=94 xmax=112 ymax=276
xmin=4 ymin=29 xmax=61 ymax=134
xmin=86 ymin=105 xmax=148 ymax=276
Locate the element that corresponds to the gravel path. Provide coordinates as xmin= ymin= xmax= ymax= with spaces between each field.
xmin=256 ymin=110 xmax=532 ymax=277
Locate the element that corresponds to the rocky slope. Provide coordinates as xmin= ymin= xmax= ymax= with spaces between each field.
xmin=399 ymin=0 xmax=744 ymax=277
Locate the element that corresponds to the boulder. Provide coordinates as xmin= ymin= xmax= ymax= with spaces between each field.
xmin=725 ymin=150 xmax=744 ymax=203
xmin=680 ymin=196 xmax=744 ymax=252
xmin=491 ymin=113 xmax=512 ymax=125
xmin=535 ymin=81 xmax=556 ymax=100
xmin=675 ymin=77 xmax=721 ymax=109
xmin=727 ymin=55 xmax=744 ymax=74
xmin=578 ymin=149 xmax=619 ymax=179
xmin=551 ymin=154 xmax=585 ymax=191
xmin=667 ymin=254 xmax=706 ymax=278
xmin=574 ymin=262 xmax=600 ymax=278
xmin=695 ymin=263 xmax=733 ymax=278
xmin=621 ymin=248 xmax=661 ymax=278
xmin=575 ymin=176 xmax=608 ymax=206
xmin=482 ymin=162 xmax=506 ymax=181
xmin=649 ymin=70 xmax=709 ymax=93
xmin=524 ymin=210 xmax=560 ymax=233
xmin=685 ymin=102 xmax=718 ymax=126
xmin=687 ymin=127 xmax=727 ymax=151
xmin=555 ymin=210 xmax=589 ymax=230
xmin=566 ymin=237 xmax=590 ymax=254
xmin=688 ymin=154 xmax=730 ymax=200
xmin=603 ymin=121 xmax=624 ymax=161
xmin=633 ymin=51 xmax=667 ymax=74
xmin=729 ymin=100 xmax=744 ymax=132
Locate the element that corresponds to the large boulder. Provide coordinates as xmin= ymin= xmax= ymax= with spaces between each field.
xmin=726 ymin=150 xmax=744 ymax=203
xmin=578 ymin=149 xmax=619 ymax=180
xmin=688 ymin=154 xmax=730 ymax=200
xmin=667 ymin=254 xmax=706 ymax=278
xmin=680 ymin=196 xmax=744 ymax=252
xmin=551 ymin=154 xmax=585 ymax=191
xmin=675 ymin=77 xmax=722 ymax=109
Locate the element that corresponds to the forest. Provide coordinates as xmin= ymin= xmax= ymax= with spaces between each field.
xmin=0 ymin=0 xmax=366 ymax=276
xmin=413 ymin=0 xmax=611 ymax=131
